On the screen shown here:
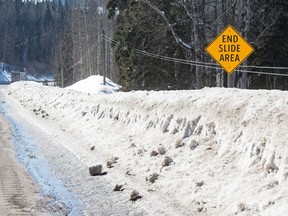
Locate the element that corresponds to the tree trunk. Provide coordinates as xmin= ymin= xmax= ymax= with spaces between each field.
xmin=193 ymin=0 xmax=203 ymax=89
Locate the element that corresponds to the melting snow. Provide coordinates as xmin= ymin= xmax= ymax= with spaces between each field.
xmin=3 ymin=80 xmax=288 ymax=215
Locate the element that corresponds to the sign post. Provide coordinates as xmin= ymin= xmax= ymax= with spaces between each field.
xmin=205 ymin=25 xmax=254 ymax=87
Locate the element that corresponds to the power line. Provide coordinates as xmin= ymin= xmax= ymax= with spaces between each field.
xmin=66 ymin=35 xmax=288 ymax=78
xmin=136 ymin=49 xmax=288 ymax=77
xmin=103 ymin=36 xmax=218 ymax=67
xmin=67 ymin=35 xmax=103 ymax=71
xmin=103 ymin=35 xmax=288 ymax=77
xmin=135 ymin=49 xmax=219 ymax=67
xmin=103 ymin=35 xmax=118 ymax=46
xmin=239 ymin=65 xmax=288 ymax=70
xmin=104 ymin=35 xmax=288 ymax=69
xmin=235 ymin=69 xmax=288 ymax=77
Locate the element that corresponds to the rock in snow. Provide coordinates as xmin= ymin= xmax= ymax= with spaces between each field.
xmin=157 ymin=146 xmax=167 ymax=155
xmin=150 ymin=150 xmax=159 ymax=157
xmin=130 ymin=190 xmax=141 ymax=201
xmin=146 ymin=173 xmax=159 ymax=183
xmin=88 ymin=164 xmax=103 ymax=176
xmin=162 ymin=156 xmax=173 ymax=167
xmin=113 ymin=184 xmax=124 ymax=192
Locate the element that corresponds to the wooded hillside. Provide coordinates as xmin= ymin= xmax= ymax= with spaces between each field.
xmin=108 ymin=0 xmax=288 ymax=90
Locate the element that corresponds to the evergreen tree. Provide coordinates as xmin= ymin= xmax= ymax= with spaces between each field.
xmin=43 ymin=3 xmax=53 ymax=27
xmin=250 ymin=0 xmax=288 ymax=89
xmin=108 ymin=0 xmax=192 ymax=90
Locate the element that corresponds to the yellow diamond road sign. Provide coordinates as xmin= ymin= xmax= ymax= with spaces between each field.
xmin=205 ymin=25 xmax=254 ymax=74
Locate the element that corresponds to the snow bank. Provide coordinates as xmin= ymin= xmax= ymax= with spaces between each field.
xmin=66 ymin=75 xmax=120 ymax=94
xmin=4 ymin=82 xmax=288 ymax=215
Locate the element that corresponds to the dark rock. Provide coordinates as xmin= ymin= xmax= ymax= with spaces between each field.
xmin=106 ymin=160 xmax=114 ymax=168
xmin=175 ymin=139 xmax=185 ymax=149
xmin=146 ymin=173 xmax=159 ymax=183
xmin=195 ymin=180 xmax=204 ymax=187
xmin=106 ymin=156 xmax=119 ymax=168
xmin=150 ymin=150 xmax=159 ymax=157
xmin=113 ymin=184 xmax=124 ymax=192
xmin=130 ymin=190 xmax=142 ymax=201
xmin=189 ymin=140 xmax=199 ymax=150
xmin=162 ymin=156 xmax=173 ymax=167
xmin=158 ymin=146 xmax=167 ymax=155
xmin=89 ymin=164 xmax=103 ymax=176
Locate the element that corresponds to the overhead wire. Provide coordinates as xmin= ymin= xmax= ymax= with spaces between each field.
xmin=235 ymin=69 xmax=288 ymax=77
xmin=136 ymin=49 xmax=288 ymax=77
xmin=103 ymin=36 xmax=219 ymax=67
xmin=67 ymin=35 xmax=103 ymax=71
xmin=67 ymin=34 xmax=288 ymax=77
xmin=103 ymin=35 xmax=288 ymax=77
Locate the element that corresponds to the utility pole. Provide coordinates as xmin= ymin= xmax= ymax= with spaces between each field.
xmin=227 ymin=72 xmax=236 ymax=88
xmin=102 ymin=29 xmax=106 ymax=85
xmin=61 ymin=67 xmax=64 ymax=88
xmin=227 ymin=74 xmax=232 ymax=88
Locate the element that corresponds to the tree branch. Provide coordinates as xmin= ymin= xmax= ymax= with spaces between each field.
xmin=140 ymin=0 xmax=192 ymax=50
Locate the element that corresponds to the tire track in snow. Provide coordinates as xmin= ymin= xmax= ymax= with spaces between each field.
xmin=0 ymin=163 xmax=30 ymax=215
xmin=0 ymin=116 xmax=38 ymax=216
xmin=0 ymin=97 xmax=84 ymax=216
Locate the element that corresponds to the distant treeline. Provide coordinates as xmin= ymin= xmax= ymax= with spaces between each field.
xmin=0 ymin=0 xmax=113 ymax=87
xmin=0 ymin=0 xmax=68 ymax=75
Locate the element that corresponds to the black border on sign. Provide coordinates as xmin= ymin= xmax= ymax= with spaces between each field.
xmin=205 ymin=24 xmax=254 ymax=74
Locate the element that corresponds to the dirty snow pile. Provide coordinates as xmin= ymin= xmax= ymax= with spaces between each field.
xmin=4 ymin=81 xmax=288 ymax=216
xmin=66 ymin=75 xmax=120 ymax=94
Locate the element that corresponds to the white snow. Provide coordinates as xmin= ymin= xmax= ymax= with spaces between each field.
xmin=66 ymin=75 xmax=120 ymax=94
xmin=3 ymin=81 xmax=288 ymax=215
xmin=177 ymin=37 xmax=192 ymax=49
xmin=0 ymin=70 xmax=11 ymax=83
xmin=26 ymin=74 xmax=54 ymax=82
xmin=97 ymin=6 xmax=104 ymax=15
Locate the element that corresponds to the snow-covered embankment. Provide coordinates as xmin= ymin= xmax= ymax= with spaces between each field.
xmin=4 ymin=81 xmax=288 ymax=215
